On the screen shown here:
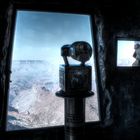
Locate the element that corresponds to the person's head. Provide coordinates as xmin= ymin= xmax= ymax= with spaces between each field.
xmin=133 ymin=43 xmax=140 ymax=60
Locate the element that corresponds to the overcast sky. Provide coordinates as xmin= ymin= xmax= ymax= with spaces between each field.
xmin=12 ymin=10 xmax=94 ymax=65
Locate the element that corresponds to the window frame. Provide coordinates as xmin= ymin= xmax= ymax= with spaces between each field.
xmin=0 ymin=1 xmax=102 ymax=133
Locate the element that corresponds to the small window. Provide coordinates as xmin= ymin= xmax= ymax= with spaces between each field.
xmin=117 ymin=39 xmax=140 ymax=67
xmin=6 ymin=10 xmax=100 ymax=131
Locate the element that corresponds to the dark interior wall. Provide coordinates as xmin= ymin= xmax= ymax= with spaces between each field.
xmin=100 ymin=6 xmax=140 ymax=140
xmin=0 ymin=0 xmax=140 ymax=140
xmin=84 ymin=3 xmax=140 ymax=139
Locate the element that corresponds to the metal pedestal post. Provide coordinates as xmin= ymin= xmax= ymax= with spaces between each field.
xmin=65 ymin=98 xmax=85 ymax=140
xmin=56 ymin=90 xmax=94 ymax=140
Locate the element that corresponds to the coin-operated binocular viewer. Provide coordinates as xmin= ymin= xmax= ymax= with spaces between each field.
xmin=56 ymin=41 xmax=94 ymax=140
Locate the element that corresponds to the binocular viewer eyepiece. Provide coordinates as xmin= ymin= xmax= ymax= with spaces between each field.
xmin=61 ymin=41 xmax=92 ymax=66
